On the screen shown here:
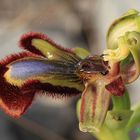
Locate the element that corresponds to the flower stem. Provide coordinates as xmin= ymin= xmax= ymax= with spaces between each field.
xmin=95 ymin=127 xmax=130 ymax=140
xmin=127 ymin=102 xmax=140 ymax=130
xmin=112 ymin=91 xmax=130 ymax=110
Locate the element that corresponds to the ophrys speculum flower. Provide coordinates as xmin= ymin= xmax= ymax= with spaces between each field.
xmin=0 ymin=31 xmax=125 ymax=130
xmin=1 ymin=9 xmax=140 ymax=140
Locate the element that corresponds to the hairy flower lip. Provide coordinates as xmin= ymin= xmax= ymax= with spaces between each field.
xmin=0 ymin=32 xmax=86 ymax=118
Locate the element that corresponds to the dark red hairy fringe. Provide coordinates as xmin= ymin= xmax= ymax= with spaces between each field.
xmin=19 ymin=32 xmax=75 ymax=57
xmin=0 ymin=51 xmax=39 ymax=118
xmin=21 ymin=80 xmax=81 ymax=98
xmin=0 ymin=51 xmax=41 ymax=66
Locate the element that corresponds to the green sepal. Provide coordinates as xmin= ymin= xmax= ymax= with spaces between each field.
xmin=79 ymin=80 xmax=111 ymax=132
xmin=105 ymin=110 xmax=133 ymax=130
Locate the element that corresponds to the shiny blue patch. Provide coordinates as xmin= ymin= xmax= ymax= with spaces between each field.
xmin=9 ymin=59 xmax=65 ymax=79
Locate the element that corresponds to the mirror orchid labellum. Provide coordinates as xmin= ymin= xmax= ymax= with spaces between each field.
xmin=0 ymin=9 xmax=140 ymax=134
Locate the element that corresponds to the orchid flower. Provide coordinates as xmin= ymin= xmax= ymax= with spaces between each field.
xmin=0 ymin=9 xmax=140 ymax=140
xmin=0 ymin=32 xmax=113 ymax=121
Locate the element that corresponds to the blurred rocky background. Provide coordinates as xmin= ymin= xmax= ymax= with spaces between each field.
xmin=0 ymin=0 xmax=140 ymax=140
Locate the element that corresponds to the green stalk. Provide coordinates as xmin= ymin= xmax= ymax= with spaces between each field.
xmin=112 ymin=91 xmax=130 ymax=110
xmin=94 ymin=126 xmax=130 ymax=140
xmin=127 ymin=102 xmax=140 ymax=130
